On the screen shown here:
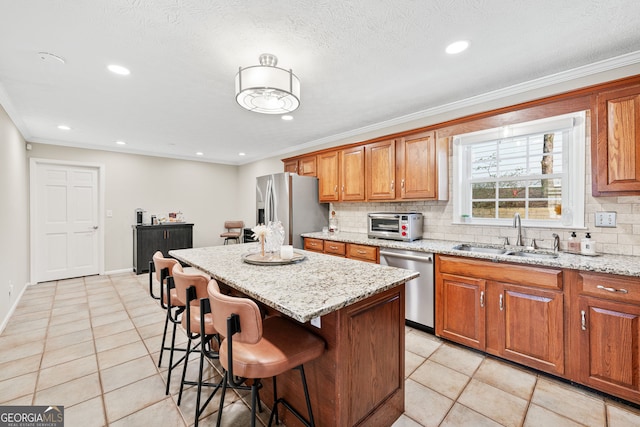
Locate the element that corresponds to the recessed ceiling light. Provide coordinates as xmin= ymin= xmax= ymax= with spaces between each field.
xmin=196 ymin=152 xmax=204 ymax=156
xmin=281 ymin=115 xmax=294 ymax=121
xmin=108 ymin=64 xmax=130 ymax=75
xmin=445 ymin=40 xmax=469 ymax=55
xmin=57 ymin=125 xmax=71 ymax=130
xmin=115 ymin=140 xmax=126 ymax=145
xmin=239 ymin=152 xmax=246 ymax=156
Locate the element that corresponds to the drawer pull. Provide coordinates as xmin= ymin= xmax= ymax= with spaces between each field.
xmin=329 ymin=245 xmax=338 ymax=250
xmin=357 ymin=250 xmax=367 ymax=254
xmin=596 ymin=285 xmax=628 ymax=294
xmin=581 ymin=310 xmax=586 ymax=331
xmin=480 ymin=291 xmax=484 ymax=308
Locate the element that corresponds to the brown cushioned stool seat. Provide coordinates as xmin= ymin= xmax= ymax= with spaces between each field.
xmin=208 ymin=281 xmax=326 ymax=427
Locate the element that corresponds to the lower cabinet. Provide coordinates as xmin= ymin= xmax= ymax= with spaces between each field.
xmin=133 ymin=224 xmax=194 ymax=273
xmin=436 ymin=255 xmax=565 ymax=376
xmin=487 ymin=281 xmax=564 ymax=375
xmin=303 ymin=238 xmax=379 ymax=263
xmin=567 ymin=270 xmax=640 ymax=403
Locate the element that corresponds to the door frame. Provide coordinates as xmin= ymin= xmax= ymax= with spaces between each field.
xmin=29 ymin=158 xmax=106 ymax=283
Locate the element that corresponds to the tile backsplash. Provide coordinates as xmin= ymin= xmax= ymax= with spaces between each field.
xmin=330 ymin=133 xmax=640 ymax=256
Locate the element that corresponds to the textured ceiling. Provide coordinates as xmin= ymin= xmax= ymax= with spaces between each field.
xmin=1 ymin=0 xmax=640 ymax=164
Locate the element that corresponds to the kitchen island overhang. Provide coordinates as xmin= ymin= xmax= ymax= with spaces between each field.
xmin=170 ymin=244 xmax=419 ymax=427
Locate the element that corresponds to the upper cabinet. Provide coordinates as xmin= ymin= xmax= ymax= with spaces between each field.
xmin=593 ymin=84 xmax=640 ymax=195
xmin=397 ymin=131 xmax=446 ymax=200
xmin=366 ymin=139 xmax=396 ymax=201
xmin=287 ymin=129 xmax=448 ymax=202
xmin=317 ymin=147 xmax=365 ymax=202
xmin=283 ymin=155 xmax=317 ymax=176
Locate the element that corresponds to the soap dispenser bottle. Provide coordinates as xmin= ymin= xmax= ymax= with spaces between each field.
xmin=581 ymin=232 xmax=596 ymax=255
xmin=567 ymin=232 xmax=580 ymax=253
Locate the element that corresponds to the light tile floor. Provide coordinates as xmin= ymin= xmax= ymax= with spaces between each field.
xmin=1 ymin=273 xmax=640 ymax=426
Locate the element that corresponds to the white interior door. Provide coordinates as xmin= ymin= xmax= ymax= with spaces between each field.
xmin=32 ymin=161 xmax=101 ymax=282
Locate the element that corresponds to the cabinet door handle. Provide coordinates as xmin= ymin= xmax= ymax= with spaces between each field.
xmin=334 ymin=185 xmax=338 ymax=194
xmin=401 ymin=179 xmax=405 ymax=189
xmin=499 ymin=294 xmax=503 ymax=311
xmin=581 ymin=310 xmax=586 ymax=331
xmin=341 ymin=185 xmax=345 ymax=193
xmin=391 ymin=180 xmax=394 ymax=191
xmin=480 ymin=291 xmax=484 ymax=308
xmin=596 ymin=285 xmax=628 ymax=294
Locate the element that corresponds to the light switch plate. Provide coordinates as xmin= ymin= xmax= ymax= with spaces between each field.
xmin=595 ymin=211 xmax=616 ymax=227
xmin=106 ymin=210 xmax=113 ymax=218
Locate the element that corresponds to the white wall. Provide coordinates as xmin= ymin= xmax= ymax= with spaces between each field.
xmin=0 ymin=104 xmax=29 ymax=329
xmin=27 ymin=144 xmax=240 ymax=272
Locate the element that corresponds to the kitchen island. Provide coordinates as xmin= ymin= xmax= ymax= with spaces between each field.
xmin=170 ymin=243 xmax=419 ymax=427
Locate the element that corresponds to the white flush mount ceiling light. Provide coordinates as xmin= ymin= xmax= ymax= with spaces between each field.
xmin=108 ymin=64 xmax=130 ymax=75
xmin=446 ymin=40 xmax=469 ymax=54
xmin=235 ymin=54 xmax=300 ymax=114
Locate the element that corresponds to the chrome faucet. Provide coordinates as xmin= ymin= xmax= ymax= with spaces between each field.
xmin=552 ymin=233 xmax=560 ymax=253
xmin=513 ymin=212 xmax=524 ymax=246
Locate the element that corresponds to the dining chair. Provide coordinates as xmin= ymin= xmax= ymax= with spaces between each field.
xmin=220 ymin=220 xmax=244 ymax=244
xmin=207 ymin=281 xmax=326 ymax=427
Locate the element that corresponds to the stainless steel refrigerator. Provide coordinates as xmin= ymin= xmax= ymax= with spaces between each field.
xmin=256 ymin=173 xmax=328 ymax=249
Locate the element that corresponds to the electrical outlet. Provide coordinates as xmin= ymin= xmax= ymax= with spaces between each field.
xmin=595 ymin=211 xmax=617 ymax=227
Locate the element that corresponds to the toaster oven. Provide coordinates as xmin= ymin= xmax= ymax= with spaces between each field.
xmin=368 ymin=212 xmax=423 ymax=242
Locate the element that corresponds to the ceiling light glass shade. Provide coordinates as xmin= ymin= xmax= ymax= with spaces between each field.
xmin=235 ymin=54 xmax=300 ymax=114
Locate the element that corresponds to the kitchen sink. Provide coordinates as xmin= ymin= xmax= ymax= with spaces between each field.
xmin=452 ymin=244 xmax=559 ymax=259
xmin=452 ymin=244 xmax=508 ymax=255
xmin=504 ymin=251 xmax=559 ymax=259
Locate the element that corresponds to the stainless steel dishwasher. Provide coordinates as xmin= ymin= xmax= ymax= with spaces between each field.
xmin=380 ymin=248 xmax=434 ymax=332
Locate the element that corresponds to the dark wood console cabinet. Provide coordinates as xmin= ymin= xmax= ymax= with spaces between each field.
xmin=132 ymin=223 xmax=194 ymax=273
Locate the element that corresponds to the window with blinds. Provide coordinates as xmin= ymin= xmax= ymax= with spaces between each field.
xmin=453 ymin=111 xmax=586 ymax=228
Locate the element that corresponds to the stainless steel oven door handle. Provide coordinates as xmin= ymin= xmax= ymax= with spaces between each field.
xmin=380 ymin=250 xmax=432 ymax=263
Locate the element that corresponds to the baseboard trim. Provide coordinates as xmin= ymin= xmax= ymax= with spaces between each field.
xmin=0 ymin=281 xmax=32 ymax=335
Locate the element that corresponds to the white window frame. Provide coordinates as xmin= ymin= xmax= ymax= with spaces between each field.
xmin=452 ymin=111 xmax=585 ymax=228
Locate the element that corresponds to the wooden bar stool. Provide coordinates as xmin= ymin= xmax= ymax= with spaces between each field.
xmin=171 ymin=265 xmax=221 ymax=425
xmin=207 ymin=281 xmax=326 ymax=427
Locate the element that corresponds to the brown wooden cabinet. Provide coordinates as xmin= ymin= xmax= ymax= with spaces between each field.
xmin=436 ymin=255 xmax=565 ymax=376
xmin=284 ymin=156 xmax=317 ymax=176
xmin=568 ymin=270 xmax=640 ymax=403
xmin=593 ymin=84 xmax=640 ymax=195
xmin=366 ymin=139 xmax=396 ymax=200
xmin=341 ymin=146 xmax=366 ymax=201
xmin=303 ymin=237 xmax=324 ymax=253
xmin=324 ymin=241 xmax=346 ymax=257
xmin=317 ymin=147 xmax=365 ymax=202
xmin=304 ymin=238 xmax=378 ymax=263
xmin=487 ymin=281 xmax=564 ymax=375
xmin=346 ymin=243 xmax=379 ymax=263
xmin=397 ymin=131 xmax=447 ymax=200
xmin=437 ymin=272 xmax=486 ymax=350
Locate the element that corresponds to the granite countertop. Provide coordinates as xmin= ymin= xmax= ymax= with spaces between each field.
xmin=302 ymin=231 xmax=640 ymax=278
xmin=169 ymin=244 xmax=419 ymax=323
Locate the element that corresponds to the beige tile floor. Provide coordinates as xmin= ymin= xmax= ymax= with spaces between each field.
xmin=1 ymin=273 xmax=640 ymax=426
